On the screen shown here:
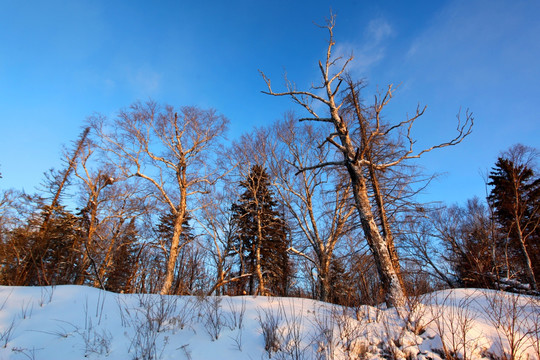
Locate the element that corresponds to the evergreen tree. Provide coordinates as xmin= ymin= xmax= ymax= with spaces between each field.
xmin=17 ymin=204 xmax=84 ymax=286
xmin=488 ymin=155 xmax=540 ymax=290
xmin=230 ymin=165 xmax=291 ymax=296
xmin=326 ymin=255 xmax=354 ymax=305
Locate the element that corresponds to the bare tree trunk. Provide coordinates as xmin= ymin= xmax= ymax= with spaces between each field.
xmin=514 ymin=210 xmax=537 ymax=290
xmin=348 ymin=164 xmax=407 ymax=307
xmin=255 ymin=207 xmax=266 ymax=295
xmin=76 ymin=186 xmax=99 ymax=285
xmin=161 ymin=202 xmax=187 ymax=295
xmin=368 ymin=164 xmax=406 ymax=293
xmin=319 ymin=252 xmax=331 ymax=302
xmin=45 ymin=127 xmax=90 ymax=226
xmin=95 ymin=218 xmax=124 ymax=287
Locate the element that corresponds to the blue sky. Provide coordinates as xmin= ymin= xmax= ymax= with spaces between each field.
xmin=1 ymin=0 xmax=539 ymax=205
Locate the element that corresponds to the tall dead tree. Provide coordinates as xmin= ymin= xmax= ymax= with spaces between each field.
xmin=93 ymin=101 xmax=228 ymax=295
xmin=38 ymin=127 xmax=90 ymax=234
xmin=260 ymin=15 xmax=473 ymax=307
xmin=20 ymin=127 xmax=90 ymax=285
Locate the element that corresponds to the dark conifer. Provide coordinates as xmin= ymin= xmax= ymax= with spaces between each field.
xmin=230 ymin=165 xmax=291 ymax=296
xmin=488 ymin=157 xmax=540 ymax=290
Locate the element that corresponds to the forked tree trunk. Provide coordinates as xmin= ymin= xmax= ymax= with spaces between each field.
xmin=347 ymin=163 xmax=407 ymax=307
xmin=368 ymin=164 xmax=406 ymax=293
xmin=329 ymin=101 xmax=407 ymax=307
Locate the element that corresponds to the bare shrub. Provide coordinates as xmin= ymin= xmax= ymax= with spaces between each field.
xmin=404 ymin=293 xmax=431 ymax=336
xmin=202 ymin=296 xmax=224 ymax=341
xmin=0 ymin=317 xmax=17 ymax=348
xmin=0 ymin=289 xmax=13 ymax=311
xmin=225 ymin=297 xmax=246 ymax=330
xmin=482 ymin=290 xmax=535 ymax=360
xmin=116 ymin=295 xmax=129 ymax=328
xmin=528 ymin=297 xmax=540 ymax=359
xmin=11 ymin=346 xmax=39 ymax=360
xmin=380 ymin=310 xmax=407 ymax=360
xmin=122 ymin=294 xmax=176 ymax=360
xmin=39 ymin=285 xmax=55 ymax=307
xmin=79 ymin=326 xmax=112 ymax=357
xmin=138 ymin=294 xmax=178 ymax=333
xmin=19 ymin=300 xmax=33 ymax=320
xmin=331 ymin=304 xmax=370 ymax=359
xmin=94 ymin=289 xmax=107 ymax=325
xmin=168 ymin=297 xmax=195 ymax=332
xmin=77 ymin=299 xmax=112 ymax=357
xmin=226 ymin=297 xmax=247 ymax=351
xmin=429 ymin=290 xmax=480 ymax=360
xmin=310 ymin=305 xmax=337 ymax=360
xmin=257 ymin=305 xmax=283 ymax=357
xmin=30 ymin=319 xmax=76 ymax=339
xmin=276 ymin=301 xmax=308 ymax=360
xmin=381 ymin=294 xmax=431 ymax=359
xmin=230 ymin=326 xmax=244 ymax=352
xmin=179 ymin=344 xmax=192 ymax=360
xmin=126 ymin=317 xmax=166 ymax=360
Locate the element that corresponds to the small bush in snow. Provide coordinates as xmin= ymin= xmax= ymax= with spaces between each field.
xmin=202 ymin=296 xmax=224 ymax=341
xmin=258 ymin=306 xmax=283 ymax=357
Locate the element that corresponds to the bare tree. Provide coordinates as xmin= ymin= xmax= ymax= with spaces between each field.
xmin=72 ymin=140 xmax=116 ymax=288
xmin=197 ymin=188 xmax=253 ymax=296
xmin=399 ymin=209 xmax=457 ymax=289
xmin=268 ymin=114 xmax=355 ymax=302
xmin=43 ymin=127 xmax=90 ymax=226
xmin=72 ymin=137 xmax=149 ymax=289
xmin=93 ymin=101 xmax=228 ymax=294
xmin=260 ymin=15 xmax=473 ymax=307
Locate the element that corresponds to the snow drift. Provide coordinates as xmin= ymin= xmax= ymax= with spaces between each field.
xmin=0 ymin=286 xmax=538 ymax=359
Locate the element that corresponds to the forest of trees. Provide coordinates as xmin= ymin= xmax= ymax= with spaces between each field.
xmin=0 ymin=17 xmax=538 ymax=307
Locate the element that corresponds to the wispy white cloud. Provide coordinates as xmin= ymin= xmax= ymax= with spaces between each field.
xmin=367 ymin=18 xmax=394 ymax=45
xmin=129 ymin=67 xmax=162 ymax=95
xmin=333 ymin=18 xmax=395 ymax=75
xmin=404 ymin=0 xmax=540 ymax=87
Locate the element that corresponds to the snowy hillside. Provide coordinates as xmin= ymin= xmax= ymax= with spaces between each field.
xmin=0 ymin=286 xmax=538 ymax=359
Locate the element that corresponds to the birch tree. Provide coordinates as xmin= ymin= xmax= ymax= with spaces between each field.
xmin=72 ymin=138 xmax=149 ymax=289
xmin=93 ymin=101 xmax=228 ymax=295
xmin=260 ymin=15 xmax=473 ymax=307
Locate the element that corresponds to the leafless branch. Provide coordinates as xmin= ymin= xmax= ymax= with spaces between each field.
xmin=295 ymin=160 xmax=346 ymax=176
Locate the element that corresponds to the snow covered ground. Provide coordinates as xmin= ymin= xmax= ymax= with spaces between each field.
xmin=0 ymin=285 xmax=538 ymax=359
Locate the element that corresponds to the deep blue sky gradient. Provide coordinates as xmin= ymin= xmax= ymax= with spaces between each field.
xmin=1 ymin=0 xmax=539 ymax=205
